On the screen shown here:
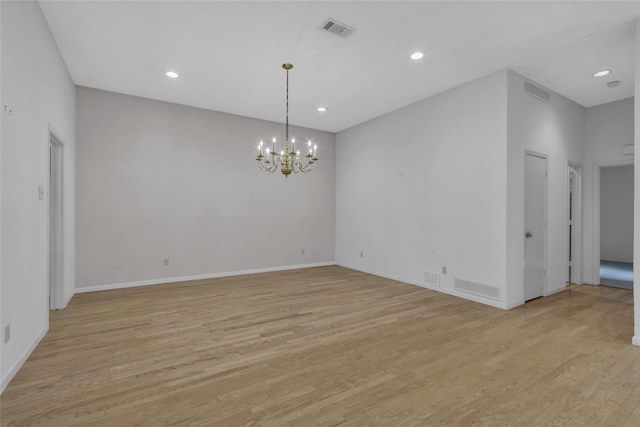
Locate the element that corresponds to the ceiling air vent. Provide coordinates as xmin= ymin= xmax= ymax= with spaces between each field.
xmin=524 ymin=81 xmax=550 ymax=102
xmin=320 ymin=18 xmax=356 ymax=38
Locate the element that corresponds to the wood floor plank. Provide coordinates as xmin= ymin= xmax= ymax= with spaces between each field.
xmin=1 ymin=266 xmax=637 ymax=426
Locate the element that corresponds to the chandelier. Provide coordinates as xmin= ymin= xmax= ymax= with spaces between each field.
xmin=255 ymin=63 xmax=318 ymax=177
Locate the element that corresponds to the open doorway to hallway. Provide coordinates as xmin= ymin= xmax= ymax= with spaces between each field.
xmin=599 ymin=164 xmax=634 ymax=289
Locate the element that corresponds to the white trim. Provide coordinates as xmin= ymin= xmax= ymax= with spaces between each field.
xmin=48 ymin=130 xmax=65 ymax=310
xmin=505 ymin=300 xmax=524 ymax=310
xmin=337 ymin=262 xmax=509 ymax=310
xmin=63 ymin=289 xmax=74 ymax=307
xmin=1 ymin=325 xmax=48 ymax=394
xmin=567 ymin=163 xmax=583 ymax=285
xmin=75 ymin=262 xmax=335 ymax=293
xmin=593 ymin=164 xmax=600 ymax=285
xmin=545 ymin=285 xmax=566 ymax=297
xmin=632 ymin=336 xmax=640 ymax=347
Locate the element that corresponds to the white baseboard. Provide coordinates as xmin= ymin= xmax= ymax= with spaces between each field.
xmin=75 ymin=262 xmax=336 ymax=294
xmin=1 ymin=324 xmax=48 ymax=394
xmin=336 ymin=262 xmax=509 ymax=310
xmin=545 ymin=285 xmax=566 ymax=297
xmin=633 ymin=336 xmax=640 ymax=347
xmin=505 ymin=300 xmax=525 ymax=310
xmin=63 ymin=290 xmax=74 ymax=307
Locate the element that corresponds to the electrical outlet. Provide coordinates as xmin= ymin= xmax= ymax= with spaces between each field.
xmin=360 ymin=251 xmax=364 ymax=258
xmin=442 ymin=266 xmax=447 ymax=275
xmin=301 ymin=249 xmax=305 ymax=255
xmin=5 ymin=324 xmax=10 ymax=343
xmin=163 ymin=258 xmax=169 ymax=266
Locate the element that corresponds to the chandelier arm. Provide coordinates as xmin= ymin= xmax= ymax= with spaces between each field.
xmin=298 ymin=157 xmax=313 ymax=172
xmin=270 ymin=156 xmax=280 ymax=172
xmin=258 ymin=155 xmax=279 ymax=172
xmin=257 ymin=160 xmax=275 ymax=172
xmin=296 ymin=161 xmax=307 ymax=173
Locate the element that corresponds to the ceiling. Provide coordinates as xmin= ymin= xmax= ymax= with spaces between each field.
xmin=38 ymin=1 xmax=640 ymax=133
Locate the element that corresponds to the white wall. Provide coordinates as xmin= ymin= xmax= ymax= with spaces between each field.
xmin=506 ymin=70 xmax=586 ymax=307
xmin=336 ymin=69 xmax=589 ymax=310
xmin=75 ymin=87 xmax=335 ymax=290
xmin=633 ymin=18 xmax=640 ymax=348
xmin=583 ymin=97 xmax=635 ymax=284
xmin=1 ymin=1 xmax=75 ymax=391
xmin=600 ymin=165 xmax=634 ymax=263
xmin=0 ymin=0 xmax=3 ymax=394
xmin=0 ymin=0 xmax=3 ymax=393
xmin=336 ymin=70 xmax=509 ymax=308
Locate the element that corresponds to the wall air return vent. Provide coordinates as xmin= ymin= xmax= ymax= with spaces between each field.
xmin=455 ymin=278 xmax=500 ymax=301
xmin=424 ymin=272 xmax=440 ymax=287
xmin=320 ymin=18 xmax=356 ymax=38
xmin=524 ymin=81 xmax=550 ymax=102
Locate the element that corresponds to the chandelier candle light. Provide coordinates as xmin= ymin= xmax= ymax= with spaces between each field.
xmin=256 ymin=63 xmax=318 ymax=177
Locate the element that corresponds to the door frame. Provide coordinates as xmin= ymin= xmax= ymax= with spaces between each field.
xmin=524 ymin=150 xmax=549 ymax=300
xmin=49 ymin=128 xmax=64 ymax=310
xmin=593 ymin=159 xmax=634 ymax=285
xmin=567 ymin=163 xmax=583 ymax=284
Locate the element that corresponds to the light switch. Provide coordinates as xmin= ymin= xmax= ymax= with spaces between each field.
xmin=38 ymin=185 xmax=44 ymax=200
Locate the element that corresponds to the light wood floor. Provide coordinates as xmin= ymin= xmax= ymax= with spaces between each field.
xmin=1 ymin=266 xmax=639 ymax=426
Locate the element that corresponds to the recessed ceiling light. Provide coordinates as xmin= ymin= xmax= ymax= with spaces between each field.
xmin=166 ymin=71 xmax=179 ymax=78
xmin=410 ymin=52 xmax=424 ymax=60
xmin=592 ymin=70 xmax=611 ymax=78
xmin=607 ymin=80 xmax=620 ymax=88
xmin=317 ymin=107 xmax=327 ymax=112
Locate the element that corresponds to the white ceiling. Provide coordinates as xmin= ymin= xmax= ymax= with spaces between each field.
xmin=38 ymin=1 xmax=640 ymax=133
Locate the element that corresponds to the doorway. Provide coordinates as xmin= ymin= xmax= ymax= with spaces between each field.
xmin=524 ymin=152 xmax=548 ymax=301
xmin=599 ymin=164 xmax=634 ymax=289
xmin=49 ymin=133 xmax=63 ymax=310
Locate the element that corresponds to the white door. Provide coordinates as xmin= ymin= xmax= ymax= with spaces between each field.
xmin=524 ymin=153 xmax=547 ymax=301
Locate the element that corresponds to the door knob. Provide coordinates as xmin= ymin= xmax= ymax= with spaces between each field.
xmin=525 ymin=231 xmax=533 ymax=238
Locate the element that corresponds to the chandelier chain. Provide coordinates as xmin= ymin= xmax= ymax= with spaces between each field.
xmin=285 ymin=66 xmax=289 ymax=152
